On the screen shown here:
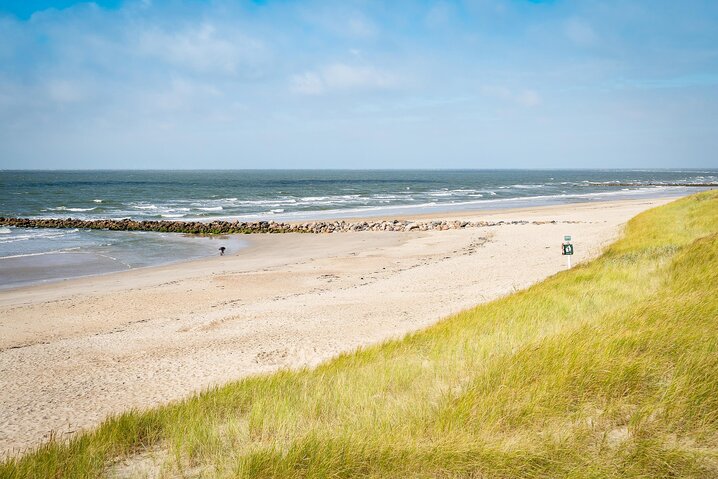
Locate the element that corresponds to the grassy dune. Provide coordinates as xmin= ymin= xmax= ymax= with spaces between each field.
xmin=3 ymin=190 xmax=718 ymax=478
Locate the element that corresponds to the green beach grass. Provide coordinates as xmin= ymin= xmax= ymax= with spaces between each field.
xmin=3 ymin=190 xmax=718 ymax=478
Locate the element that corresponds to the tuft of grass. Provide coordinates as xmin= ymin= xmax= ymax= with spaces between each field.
xmin=2 ymin=190 xmax=718 ymax=478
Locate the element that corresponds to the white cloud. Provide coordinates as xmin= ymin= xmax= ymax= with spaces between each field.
xmin=291 ymin=64 xmax=399 ymax=95
xmin=346 ymin=15 xmax=376 ymax=38
xmin=290 ymin=72 xmax=324 ymax=95
xmin=482 ymin=86 xmax=542 ymax=107
xmin=300 ymin=8 xmax=378 ymax=39
xmin=516 ymin=89 xmax=542 ymax=107
xmin=2 ymin=0 xmax=714 ymax=169
xmin=144 ymin=77 xmax=221 ymax=112
xmin=323 ymin=64 xmax=397 ymax=90
xmin=425 ymin=2 xmax=455 ymax=29
xmin=564 ymin=18 xmax=599 ymax=47
xmin=46 ymin=79 xmax=86 ymax=103
xmin=136 ymin=22 xmax=266 ymax=76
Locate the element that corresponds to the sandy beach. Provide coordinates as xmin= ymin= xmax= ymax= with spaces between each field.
xmin=0 ymin=197 xmax=676 ymax=457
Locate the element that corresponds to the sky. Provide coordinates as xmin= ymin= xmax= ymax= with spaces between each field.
xmin=0 ymin=0 xmax=717 ymax=169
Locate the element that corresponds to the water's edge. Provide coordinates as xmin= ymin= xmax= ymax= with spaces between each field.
xmin=0 ymin=231 xmax=246 ymax=291
xmin=1 ymin=183 xmax=713 ymax=291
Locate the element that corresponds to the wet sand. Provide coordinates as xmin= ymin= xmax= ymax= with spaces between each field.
xmin=0 ymin=197 xmax=676 ymax=457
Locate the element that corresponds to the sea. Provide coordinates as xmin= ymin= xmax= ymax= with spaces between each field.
xmin=1 ymin=169 xmax=716 ymax=289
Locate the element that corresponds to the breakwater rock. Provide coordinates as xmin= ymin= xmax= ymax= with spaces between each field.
xmin=0 ymin=217 xmax=575 ymax=234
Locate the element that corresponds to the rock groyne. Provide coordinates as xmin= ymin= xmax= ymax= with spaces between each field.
xmin=0 ymin=217 xmax=577 ymax=234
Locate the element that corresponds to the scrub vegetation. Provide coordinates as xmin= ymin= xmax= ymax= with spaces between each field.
xmin=2 ymin=190 xmax=718 ymax=478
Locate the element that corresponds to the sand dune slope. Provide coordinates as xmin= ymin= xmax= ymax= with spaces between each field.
xmin=0 ymin=198 xmax=672 ymax=457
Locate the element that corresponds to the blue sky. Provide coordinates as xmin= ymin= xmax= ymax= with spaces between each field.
xmin=0 ymin=0 xmax=717 ymax=169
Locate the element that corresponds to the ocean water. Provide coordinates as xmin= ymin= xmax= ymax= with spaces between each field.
xmin=1 ymin=169 xmax=716 ymax=289
xmin=0 ymin=227 xmax=244 ymax=289
xmin=3 ymin=169 xmax=716 ymax=222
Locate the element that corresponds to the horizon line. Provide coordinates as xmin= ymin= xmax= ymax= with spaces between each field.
xmin=3 ymin=167 xmax=717 ymax=172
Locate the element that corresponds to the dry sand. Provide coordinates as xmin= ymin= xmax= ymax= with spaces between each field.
xmin=0 ymin=197 xmax=675 ymax=457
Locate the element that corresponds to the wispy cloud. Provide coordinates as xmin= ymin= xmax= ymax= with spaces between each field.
xmin=291 ymin=64 xmax=400 ymax=95
xmin=481 ymin=86 xmax=542 ymax=108
xmin=425 ymin=2 xmax=456 ymax=29
xmin=290 ymin=72 xmax=324 ymax=95
xmin=299 ymin=6 xmax=378 ymax=39
xmin=564 ymin=18 xmax=599 ymax=47
xmin=610 ymin=73 xmax=718 ymax=90
xmin=0 ymin=0 xmax=716 ymax=168
xmin=136 ymin=23 xmax=267 ymax=77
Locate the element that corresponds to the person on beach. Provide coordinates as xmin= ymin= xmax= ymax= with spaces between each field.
xmin=219 ymin=246 xmax=226 ymax=256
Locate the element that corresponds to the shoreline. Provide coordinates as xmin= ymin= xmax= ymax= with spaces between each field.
xmin=0 ymin=196 xmax=668 ymax=294
xmin=2 ymin=184 xmax=708 ymax=228
xmin=0 ymin=231 xmax=247 ymax=292
xmin=2 ymin=188 xmax=712 ymax=293
xmin=0 ymin=196 xmax=682 ymax=457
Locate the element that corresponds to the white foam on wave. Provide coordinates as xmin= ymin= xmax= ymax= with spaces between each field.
xmin=0 ymin=227 xmax=11 ymax=234
xmin=48 ymin=206 xmax=97 ymax=212
xmin=299 ymin=195 xmax=361 ymax=202
xmin=93 ymin=199 xmax=103 ymax=203
xmin=425 ymin=189 xmax=491 ymax=198
xmin=0 ymin=247 xmax=81 ymax=260
xmin=231 ymin=198 xmax=298 ymax=206
xmin=0 ymin=229 xmax=76 ymax=244
xmin=301 ymin=196 xmax=330 ymax=201
xmin=197 ymin=185 xmax=694 ymax=224
xmin=295 ymin=195 xmax=364 ymax=207
xmin=197 ymin=206 xmax=223 ymax=211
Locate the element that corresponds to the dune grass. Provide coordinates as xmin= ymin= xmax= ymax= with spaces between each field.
xmin=3 ymin=190 xmax=718 ymax=478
